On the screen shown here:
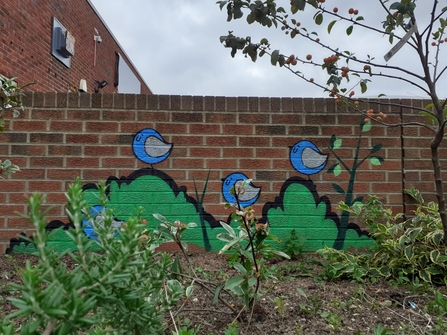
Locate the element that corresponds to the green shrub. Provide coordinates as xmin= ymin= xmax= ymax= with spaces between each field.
xmin=3 ymin=179 xmax=183 ymax=334
xmin=318 ymin=190 xmax=447 ymax=284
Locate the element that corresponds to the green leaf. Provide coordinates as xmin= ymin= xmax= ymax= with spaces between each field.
xmin=362 ymin=122 xmax=372 ymax=132
xmin=334 ymin=164 xmax=342 ymax=177
xmin=314 ymin=13 xmax=323 ymax=25
xmin=360 ymin=81 xmax=367 ymax=93
xmin=297 ymin=0 xmax=306 ymax=11
xmin=328 ymin=20 xmax=337 ymax=34
xmin=269 ymin=249 xmax=291 ymax=259
xmin=224 ymin=276 xmax=245 ymax=290
xmin=212 ymin=283 xmax=224 ymax=305
xmin=371 ymin=143 xmax=383 ymax=154
xmin=430 ymin=250 xmax=440 ymax=264
xmin=219 ymin=220 xmax=236 ymax=237
xmin=333 ymin=138 xmax=342 ymax=149
xmin=407 ymin=227 xmax=422 ymax=241
xmin=404 ymin=245 xmax=413 ymax=261
xmin=332 ymin=183 xmax=345 ymax=194
xmin=296 ymin=287 xmax=307 ymax=299
xmin=233 ymin=262 xmax=248 ymax=276
xmin=247 ymin=13 xmax=255 ymax=24
xmin=327 ymin=163 xmax=338 ymax=174
xmin=419 ymin=111 xmax=438 ymax=125
xmin=271 ymin=49 xmax=280 ymax=66
xmin=356 ymin=16 xmax=364 ymax=21
xmin=433 ymin=232 xmax=443 ymax=246
xmin=369 ymin=156 xmax=384 ymax=166
xmin=369 ymin=157 xmax=381 ymax=166
xmin=153 ymin=213 xmax=167 ymax=222
xmin=419 ymin=270 xmax=431 ymax=283
xmin=346 ymin=25 xmax=354 ymax=36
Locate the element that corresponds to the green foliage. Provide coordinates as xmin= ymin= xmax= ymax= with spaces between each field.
xmin=281 ymin=229 xmax=304 ymax=258
xmin=373 ymin=324 xmax=395 ymax=335
xmin=318 ymin=191 xmax=447 ymax=284
xmin=0 ymin=77 xmax=33 ymax=131
xmin=4 ymin=178 xmax=184 ymax=334
xmin=0 ymin=77 xmax=33 ymax=177
xmin=426 ymin=291 xmax=447 ymax=316
xmin=0 ymin=159 xmax=20 ymax=178
xmin=217 ymin=178 xmax=290 ymax=309
xmin=224 ymin=322 xmax=240 ymax=335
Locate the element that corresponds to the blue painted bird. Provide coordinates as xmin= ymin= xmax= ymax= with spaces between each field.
xmin=290 ymin=140 xmax=328 ymax=176
xmin=133 ymin=128 xmax=173 ymax=166
xmin=222 ymin=172 xmax=261 ymax=207
xmin=82 ymin=205 xmax=123 ymax=240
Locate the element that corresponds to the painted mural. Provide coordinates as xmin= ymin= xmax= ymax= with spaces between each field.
xmin=7 ymin=122 xmax=379 ymax=254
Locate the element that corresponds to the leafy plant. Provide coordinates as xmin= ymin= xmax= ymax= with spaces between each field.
xmin=318 ymin=190 xmax=447 ymax=284
xmin=320 ymin=310 xmax=342 ymax=331
xmin=217 ymin=178 xmax=290 ymax=309
xmin=224 ymin=322 xmax=240 ymax=335
xmin=3 ymin=178 xmax=184 ymax=334
xmin=281 ymin=229 xmax=304 ymax=259
xmin=373 ymin=323 xmax=395 ymax=335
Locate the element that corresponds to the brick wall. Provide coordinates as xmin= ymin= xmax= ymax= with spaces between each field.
xmin=0 ymin=0 xmax=150 ymax=94
xmin=0 ymin=92 xmax=445 ymax=253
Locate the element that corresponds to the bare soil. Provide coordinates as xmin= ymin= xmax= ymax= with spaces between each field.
xmin=0 ymin=252 xmax=445 ymax=335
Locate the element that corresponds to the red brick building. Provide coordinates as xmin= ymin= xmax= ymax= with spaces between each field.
xmin=0 ymin=0 xmax=151 ymax=94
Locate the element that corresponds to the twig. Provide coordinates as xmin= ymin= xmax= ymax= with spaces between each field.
xmin=245 ymin=300 xmax=256 ymax=334
xmin=231 ymin=306 xmax=246 ymax=325
xmin=170 ymin=271 xmax=237 ymax=313
xmin=43 ymin=320 xmax=56 ymax=335
xmin=164 ymin=281 xmax=179 ymax=335
xmin=177 ymin=308 xmax=234 ymax=315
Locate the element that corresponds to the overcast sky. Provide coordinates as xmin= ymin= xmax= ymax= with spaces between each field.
xmin=89 ymin=0 xmax=444 ymax=99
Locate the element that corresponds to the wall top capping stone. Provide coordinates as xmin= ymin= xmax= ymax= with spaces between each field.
xmin=23 ymin=92 xmax=424 ymax=115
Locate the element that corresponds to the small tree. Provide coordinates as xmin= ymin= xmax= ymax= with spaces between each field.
xmin=217 ymin=0 xmax=447 ymax=242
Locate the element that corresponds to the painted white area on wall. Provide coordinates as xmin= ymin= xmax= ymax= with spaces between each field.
xmin=118 ymin=54 xmax=140 ymax=94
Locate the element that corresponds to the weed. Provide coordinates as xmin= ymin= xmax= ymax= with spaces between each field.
xmin=281 ymin=229 xmax=305 ymax=259
xmin=373 ymin=323 xmax=395 ymax=335
xmin=224 ymin=322 xmax=240 ymax=335
xmin=320 ymin=310 xmax=343 ymax=330
xmin=273 ymin=296 xmax=287 ymax=318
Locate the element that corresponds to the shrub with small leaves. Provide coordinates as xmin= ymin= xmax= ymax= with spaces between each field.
xmin=3 ymin=178 xmax=184 ymax=334
xmin=318 ymin=190 xmax=447 ymax=284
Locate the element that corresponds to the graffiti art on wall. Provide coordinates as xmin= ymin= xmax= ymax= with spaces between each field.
xmin=222 ymin=172 xmax=261 ymax=207
xmin=326 ymin=119 xmax=384 ymax=249
xmin=290 ymin=140 xmax=328 ymax=176
xmin=133 ymin=128 xmax=173 ymax=166
xmin=7 ymin=122 xmax=381 ymax=254
xmin=261 ymin=177 xmax=373 ymax=251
